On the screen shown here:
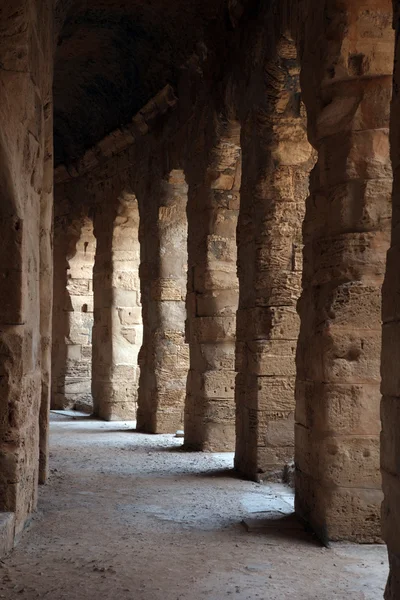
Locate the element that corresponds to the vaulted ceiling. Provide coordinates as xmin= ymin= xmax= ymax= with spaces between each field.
xmin=53 ymin=0 xmax=232 ymax=166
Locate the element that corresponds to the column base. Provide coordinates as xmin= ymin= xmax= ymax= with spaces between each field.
xmin=295 ymin=472 xmax=383 ymax=544
xmin=0 ymin=513 xmax=15 ymax=557
xmin=136 ymin=408 xmax=183 ymax=434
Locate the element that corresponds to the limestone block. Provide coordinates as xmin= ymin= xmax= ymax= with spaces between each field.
xmin=319 ymin=129 xmax=391 ymax=186
xmin=320 ymin=328 xmax=381 ymax=384
xmin=256 ymin=237 xmax=294 ymax=271
xmin=212 ymin=190 xmax=239 ymax=210
xmin=246 ymin=340 xmax=296 ymax=377
xmin=316 ymin=81 xmax=391 ymax=140
xmin=190 ymin=342 xmax=235 ymax=372
xmin=151 ymin=279 xmax=183 ymax=302
xmin=65 ymin=361 xmax=91 ymax=379
xmin=206 ymin=236 xmax=237 ymax=263
xmin=322 ymin=282 xmax=382 ymax=329
xmin=296 ymin=381 xmax=380 ymax=435
xmin=295 ymin=426 xmax=380 ymax=488
xmin=156 ymin=389 xmax=186 ymax=409
xmin=210 ymin=173 xmax=235 ymax=191
xmin=109 ymin=364 xmax=136 ymax=383
xmin=195 ymin=401 xmax=235 ymax=423
xmin=67 ymin=279 xmax=90 ymax=295
xmin=310 ymin=232 xmax=388 ymax=286
xmin=196 ymin=290 xmax=238 ymax=317
xmin=236 ymin=307 xmax=299 ymax=341
xmin=237 ymin=374 xmax=296 ymax=413
xmin=81 ymin=345 xmax=92 ymax=359
xmin=295 ymin=473 xmax=382 ymax=543
xmin=68 ymin=263 xmax=94 ymax=280
xmin=159 ymin=302 xmax=187 ymax=328
xmin=306 ymin=179 xmax=392 ymax=237
xmin=198 ymin=422 xmax=235 ymax=452
xmin=256 ymin=445 xmax=295 ymax=477
xmin=272 ymin=125 xmax=313 ymax=167
xmin=97 ymin=401 xmax=136 ymax=422
xmin=112 ymin=288 xmax=138 ymax=307
xmin=202 ymin=370 xmax=235 ymax=399
xmin=120 ymin=327 xmax=137 ymax=344
xmin=112 ymin=271 xmax=139 ymax=291
xmin=209 ymin=211 xmax=239 ymax=238
xmin=68 ymin=294 xmax=94 ymax=313
xmin=117 ymin=307 xmax=142 ymax=326
xmin=63 ymin=379 xmax=91 ymax=395
xmin=0 ymin=329 xmax=30 ymax=379
xmin=191 ymin=315 xmax=236 ymax=343
xmin=155 ymin=409 xmax=184 ymax=434
xmin=0 ymin=513 xmax=15 ymax=557
xmin=194 ymin=266 xmax=237 ymax=292
xmin=260 ymin=411 xmax=294 ymax=448
xmin=254 ymin=271 xmax=302 ymax=306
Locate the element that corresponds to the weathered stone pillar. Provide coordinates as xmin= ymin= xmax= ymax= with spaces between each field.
xmin=382 ymin=3 xmax=400 ymax=596
xmin=184 ymin=121 xmax=240 ymax=451
xmin=295 ymin=0 xmax=393 ymax=542
xmin=137 ymin=169 xmax=188 ymax=433
xmin=0 ymin=0 xmax=53 ymax=535
xmin=235 ymin=36 xmax=313 ymax=479
xmin=52 ymin=214 xmax=95 ymax=413
xmin=39 ymin=99 xmax=54 ymax=484
xmin=92 ymin=195 xmax=141 ymax=421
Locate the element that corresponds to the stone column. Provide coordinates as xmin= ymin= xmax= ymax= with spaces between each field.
xmin=92 ymin=195 xmax=141 ymax=421
xmin=184 ymin=121 xmax=241 ymax=451
xmin=235 ymin=36 xmax=313 ymax=479
xmin=137 ymin=169 xmax=188 ymax=433
xmin=381 ymin=3 xmax=400 ymax=596
xmin=295 ymin=0 xmax=393 ymax=542
xmin=52 ymin=215 xmax=95 ymax=413
xmin=39 ymin=98 xmax=54 ymax=484
xmin=0 ymin=0 xmax=53 ymax=535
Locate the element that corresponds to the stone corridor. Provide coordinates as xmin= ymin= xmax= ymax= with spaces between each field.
xmin=2 ymin=0 xmax=400 ymax=597
xmin=0 ymin=413 xmax=388 ymax=600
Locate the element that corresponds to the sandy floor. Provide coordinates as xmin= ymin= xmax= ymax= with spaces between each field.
xmin=0 ymin=413 xmax=389 ymax=600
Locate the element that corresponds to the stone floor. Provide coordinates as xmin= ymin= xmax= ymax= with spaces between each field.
xmin=0 ymin=413 xmax=388 ymax=599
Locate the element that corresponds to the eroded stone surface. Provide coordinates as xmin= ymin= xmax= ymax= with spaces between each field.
xmin=0 ymin=4 xmax=398 ymax=585
xmin=52 ymin=217 xmax=96 ymax=414
xmin=235 ymin=33 xmax=314 ymax=480
xmin=184 ymin=118 xmax=241 ymax=451
xmin=137 ymin=169 xmax=189 ymax=433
